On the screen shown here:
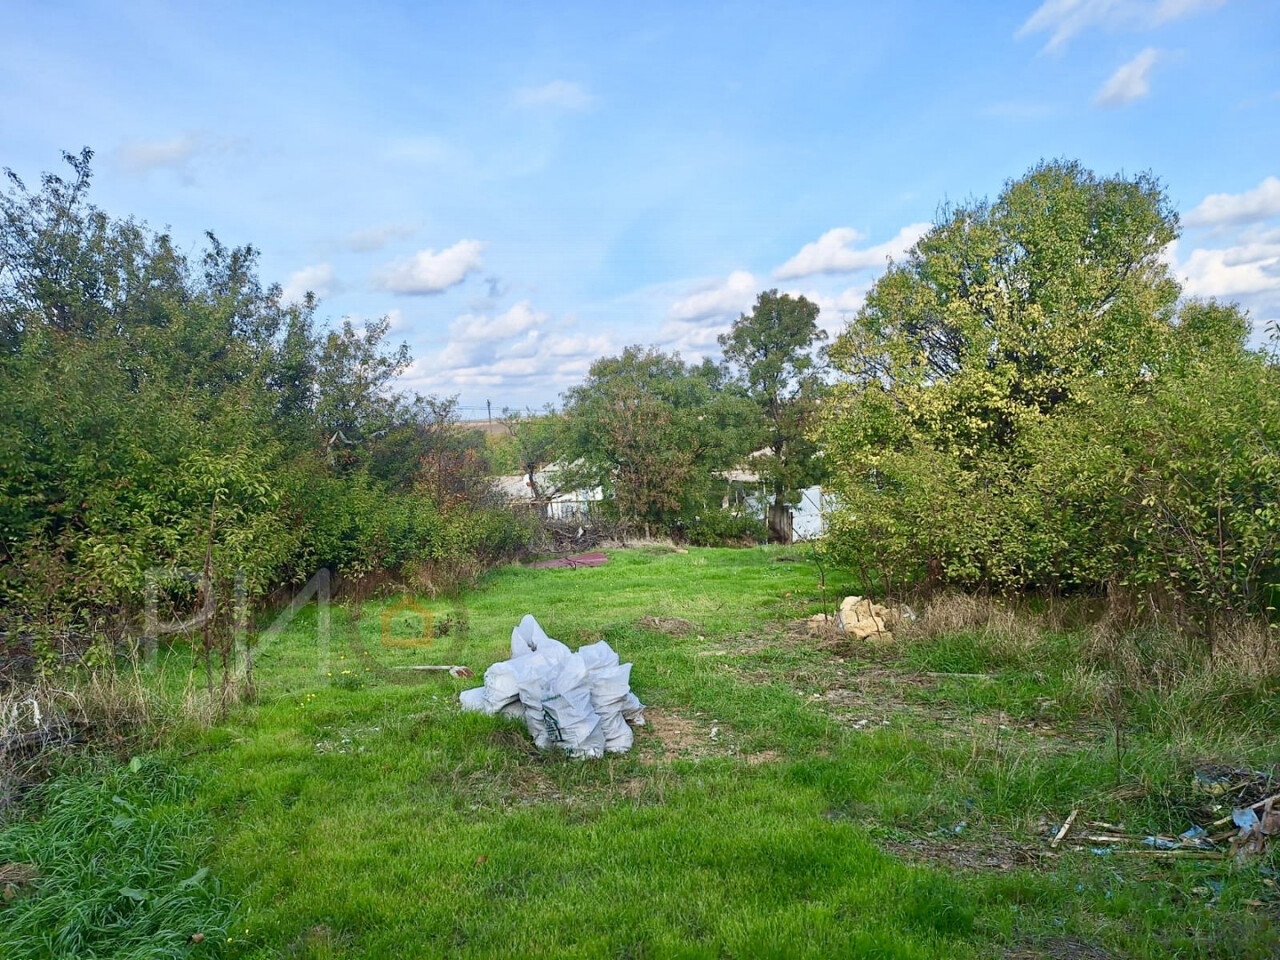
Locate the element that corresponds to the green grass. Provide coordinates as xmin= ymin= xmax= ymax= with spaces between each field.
xmin=7 ymin=546 xmax=1280 ymax=958
xmin=0 ymin=759 xmax=235 ymax=959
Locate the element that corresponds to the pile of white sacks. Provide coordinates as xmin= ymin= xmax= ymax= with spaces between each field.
xmin=459 ymin=615 xmax=645 ymax=759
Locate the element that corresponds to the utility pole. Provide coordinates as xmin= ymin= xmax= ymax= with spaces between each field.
xmin=486 ymin=399 xmax=492 ymax=424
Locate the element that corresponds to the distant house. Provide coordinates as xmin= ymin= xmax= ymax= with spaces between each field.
xmin=493 ymin=469 xmax=603 ymax=521
xmin=718 ymin=448 xmax=829 ymax=544
xmin=494 ymin=458 xmax=828 ymax=543
xmin=718 ymin=465 xmax=829 ymax=543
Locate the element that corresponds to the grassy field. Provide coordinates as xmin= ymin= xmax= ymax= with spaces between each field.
xmin=6 ymin=546 xmax=1280 ymax=958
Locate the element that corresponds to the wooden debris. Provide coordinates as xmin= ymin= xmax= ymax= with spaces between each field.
xmin=925 ymin=672 xmax=997 ymax=680
xmin=1051 ymin=808 xmax=1079 ymax=848
xmin=389 ymin=665 xmax=473 ymax=678
xmin=1210 ymin=791 xmax=1280 ymax=827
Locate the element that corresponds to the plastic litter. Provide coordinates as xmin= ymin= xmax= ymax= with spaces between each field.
xmin=459 ymin=615 xmax=646 ymax=758
xmin=1234 ymin=807 xmax=1261 ymax=830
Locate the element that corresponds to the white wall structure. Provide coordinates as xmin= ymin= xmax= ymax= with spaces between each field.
xmin=790 ymin=485 xmax=828 ymax=541
xmin=493 ymin=472 xmax=603 ymax=520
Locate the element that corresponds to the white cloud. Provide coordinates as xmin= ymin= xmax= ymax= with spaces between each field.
xmin=1095 ymin=48 xmax=1161 ymax=106
xmin=669 ymin=270 xmax=757 ymax=322
xmin=373 ymin=240 xmax=485 ymax=295
xmin=514 ymin=80 xmax=596 ymax=111
xmin=450 ymin=301 xmax=547 ymax=341
xmin=1185 ymin=176 xmax=1280 ymax=227
xmin=399 ymin=295 xmax=613 ymax=398
xmin=1177 ymin=235 xmax=1280 ymax=298
xmin=281 ymin=263 xmax=339 ymax=304
xmin=113 ymin=132 xmax=238 ymax=180
xmin=785 ymin=285 xmax=868 ymax=335
xmin=1019 ymin=0 xmax=1224 ymax=52
xmin=657 ymin=271 xmax=760 ymax=358
xmin=407 ymin=322 xmax=611 ymax=393
xmin=347 ymin=223 xmax=417 ymax=253
xmin=115 ymin=135 xmax=200 ymax=175
xmin=1167 ymin=231 xmax=1280 ymax=343
xmin=774 ymin=223 xmax=929 ymax=280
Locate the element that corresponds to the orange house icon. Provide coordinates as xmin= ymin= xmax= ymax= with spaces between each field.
xmin=380 ymin=598 xmax=434 ymax=649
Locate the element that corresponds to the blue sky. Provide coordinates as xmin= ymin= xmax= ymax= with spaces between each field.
xmin=3 ymin=0 xmax=1278 ymax=412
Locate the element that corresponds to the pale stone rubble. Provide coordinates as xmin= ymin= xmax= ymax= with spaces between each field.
xmin=823 ymin=595 xmax=916 ymax=643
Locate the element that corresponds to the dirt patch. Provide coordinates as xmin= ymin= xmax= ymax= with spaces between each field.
xmin=787 ymin=616 xmax=843 ymax=643
xmin=1005 ymin=937 xmax=1115 ymax=959
xmin=938 ymin=698 xmax=1105 ymax=754
xmin=287 ymin=924 xmax=350 ymax=957
xmin=1 ymin=862 xmax=37 ymax=900
xmin=803 ymin=666 xmax=938 ymax=728
xmin=882 ymin=833 xmax=1054 ymax=872
xmin=744 ymin=749 xmax=781 ymax=765
xmin=0 ymin=862 xmax=37 ymax=885
xmin=638 ymin=616 xmax=697 ymax=636
xmin=636 ymin=708 xmax=726 ymax=763
xmin=705 ymin=639 xmax=784 ymax=659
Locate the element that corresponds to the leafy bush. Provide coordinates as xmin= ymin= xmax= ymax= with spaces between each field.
xmin=673 ymin=508 xmax=767 ymax=546
xmin=1041 ymin=336 xmax=1280 ymax=619
xmin=819 ymin=159 xmax=1279 ymax=628
xmin=0 ymin=150 xmax=533 ymax=655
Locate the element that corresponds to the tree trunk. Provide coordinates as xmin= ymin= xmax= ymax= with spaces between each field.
xmin=767 ymin=499 xmax=793 ymax=545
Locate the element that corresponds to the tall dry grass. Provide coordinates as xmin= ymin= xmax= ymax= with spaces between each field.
xmin=1 ymin=661 xmax=232 ymax=819
xmin=899 ymin=591 xmax=1043 ymax=650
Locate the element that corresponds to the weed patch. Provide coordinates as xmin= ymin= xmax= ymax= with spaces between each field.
xmin=0 ymin=759 xmax=235 ymax=959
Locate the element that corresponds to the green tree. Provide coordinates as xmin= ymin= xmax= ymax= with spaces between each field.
xmin=497 ymin=407 xmax=563 ymax=500
xmin=718 ymin=289 xmax=827 ymax=541
xmin=0 ymin=149 xmax=530 ymax=651
xmin=828 ymin=160 xmax=1180 ymax=460
xmin=818 ymin=160 xmax=1188 ymax=588
xmin=560 ymin=347 xmax=754 ymax=534
xmin=313 ymin=317 xmax=412 ymax=471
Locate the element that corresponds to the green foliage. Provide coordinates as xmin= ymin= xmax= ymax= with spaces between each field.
xmin=819 ymin=159 xmax=1279 ymax=621
xmin=0 ymin=759 xmax=235 ymax=959
xmin=493 ymin=407 xmax=562 ymax=495
xmin=830 ymin=160 xmax=1179 ymax=455
xmin=0 ymin=150 xmax=529 ymax=642
xmin=673 ymin=507 xmax=768 ymax=546
xmin=560 ymin=346 xmax=756 ymax=529
xmin=1029 ymin=321 xmax=1280 ymax=615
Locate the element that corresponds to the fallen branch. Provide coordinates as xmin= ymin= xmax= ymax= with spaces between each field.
xmin=925 ymin=671 xmax=997 ymax=680
xmin=389 ymin=665 xmax=474 ymax=679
